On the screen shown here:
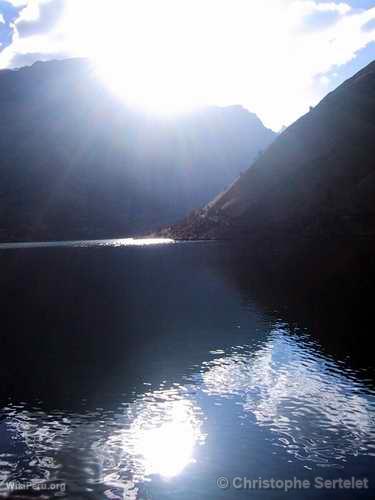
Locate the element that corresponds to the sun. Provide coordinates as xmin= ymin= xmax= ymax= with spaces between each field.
xmin=93 ymin=53 xmax=203 ymax=115
xmin=63 ymin=0 xmax=211 ymax=114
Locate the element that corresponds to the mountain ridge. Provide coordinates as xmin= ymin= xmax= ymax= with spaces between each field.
xmin=0 ymin=58 xmax=275 ymax=242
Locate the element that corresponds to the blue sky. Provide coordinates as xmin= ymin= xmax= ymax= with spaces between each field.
xmin=0 ymin=1 xmax=18 ymax=47
xmin=0 ymin=0 xmax=374 ymax=130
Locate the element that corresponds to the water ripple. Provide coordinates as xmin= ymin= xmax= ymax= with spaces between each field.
xmin=201 ymin=328 xmax=375 ymax=468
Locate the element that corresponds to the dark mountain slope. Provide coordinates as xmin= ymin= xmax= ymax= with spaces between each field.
xmin=168 ymin=60 xmax=375 ymax=289
xmin=0 ymin=58 xmax=275 ymax=242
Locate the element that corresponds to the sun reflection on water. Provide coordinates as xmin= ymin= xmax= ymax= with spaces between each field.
xmin=132 ymin=399 xmax=199 ymax=478
xmin=96 ymin=387 xmax=205 ymax=486
xmin=0 ymin=237 xmax=175 ymax=250
xmin=3 ymin=327 xmax=375 ymax=498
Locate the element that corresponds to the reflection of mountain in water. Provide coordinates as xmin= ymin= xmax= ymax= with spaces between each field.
xmin=202 ymin=327 xmax=375 ymax=468
xmin=1 ymin=243 xmax=375 ymax=499
xmin=3 ymin=324 xmax=375 ymax=497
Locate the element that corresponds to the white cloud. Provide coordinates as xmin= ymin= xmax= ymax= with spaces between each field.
xmin=5 ymin=0 xmax=28 ymax=6
xmin=15 ymin=0 xmax=60 ymax=26
xmin=0 ymin=0 xmax=374 ymax=130
xmin=312 ymin=1 xmax=352 ymax=14
xmin=0 ymin=14 xmax=5 ymax=24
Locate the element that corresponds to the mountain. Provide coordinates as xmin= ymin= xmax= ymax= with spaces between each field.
xmin=167 ymin=61 xmax=375 ymax=289
xmin=0 ymin=58 xmax=275 ymax=242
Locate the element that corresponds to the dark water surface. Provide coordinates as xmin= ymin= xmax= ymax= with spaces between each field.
xmin=0 ymin=240 xmax=374 ymax=499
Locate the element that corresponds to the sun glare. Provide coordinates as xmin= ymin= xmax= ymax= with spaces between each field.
xmin=59 ymin=0 xmax=313 ymax=123
xmin=52 ymin=0 xmax=375 ymax=126
xmin=63 ymin=0 xmax=217 ymax=114
xmin=1 ymin=0 xmax=373 ymax=127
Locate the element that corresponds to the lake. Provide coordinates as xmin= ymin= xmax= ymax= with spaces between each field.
xmin=0 ymin=240 xmax=374 ymax=499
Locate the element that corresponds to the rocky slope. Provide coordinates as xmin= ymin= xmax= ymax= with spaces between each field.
xmin=0 ymin=58 xmax=275 ymax=242
xmin=167 ymin=60 xmax=375 ymax=288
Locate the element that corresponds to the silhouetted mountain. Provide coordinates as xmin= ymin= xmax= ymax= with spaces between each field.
xmin=0 ymin=58 xmax=275 ymax=242
xmin=167 ymin=61 xmax=375 ymax=290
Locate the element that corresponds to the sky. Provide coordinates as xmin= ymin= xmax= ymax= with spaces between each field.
xmin=0 ymin=0 xmax=374 ymax=131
